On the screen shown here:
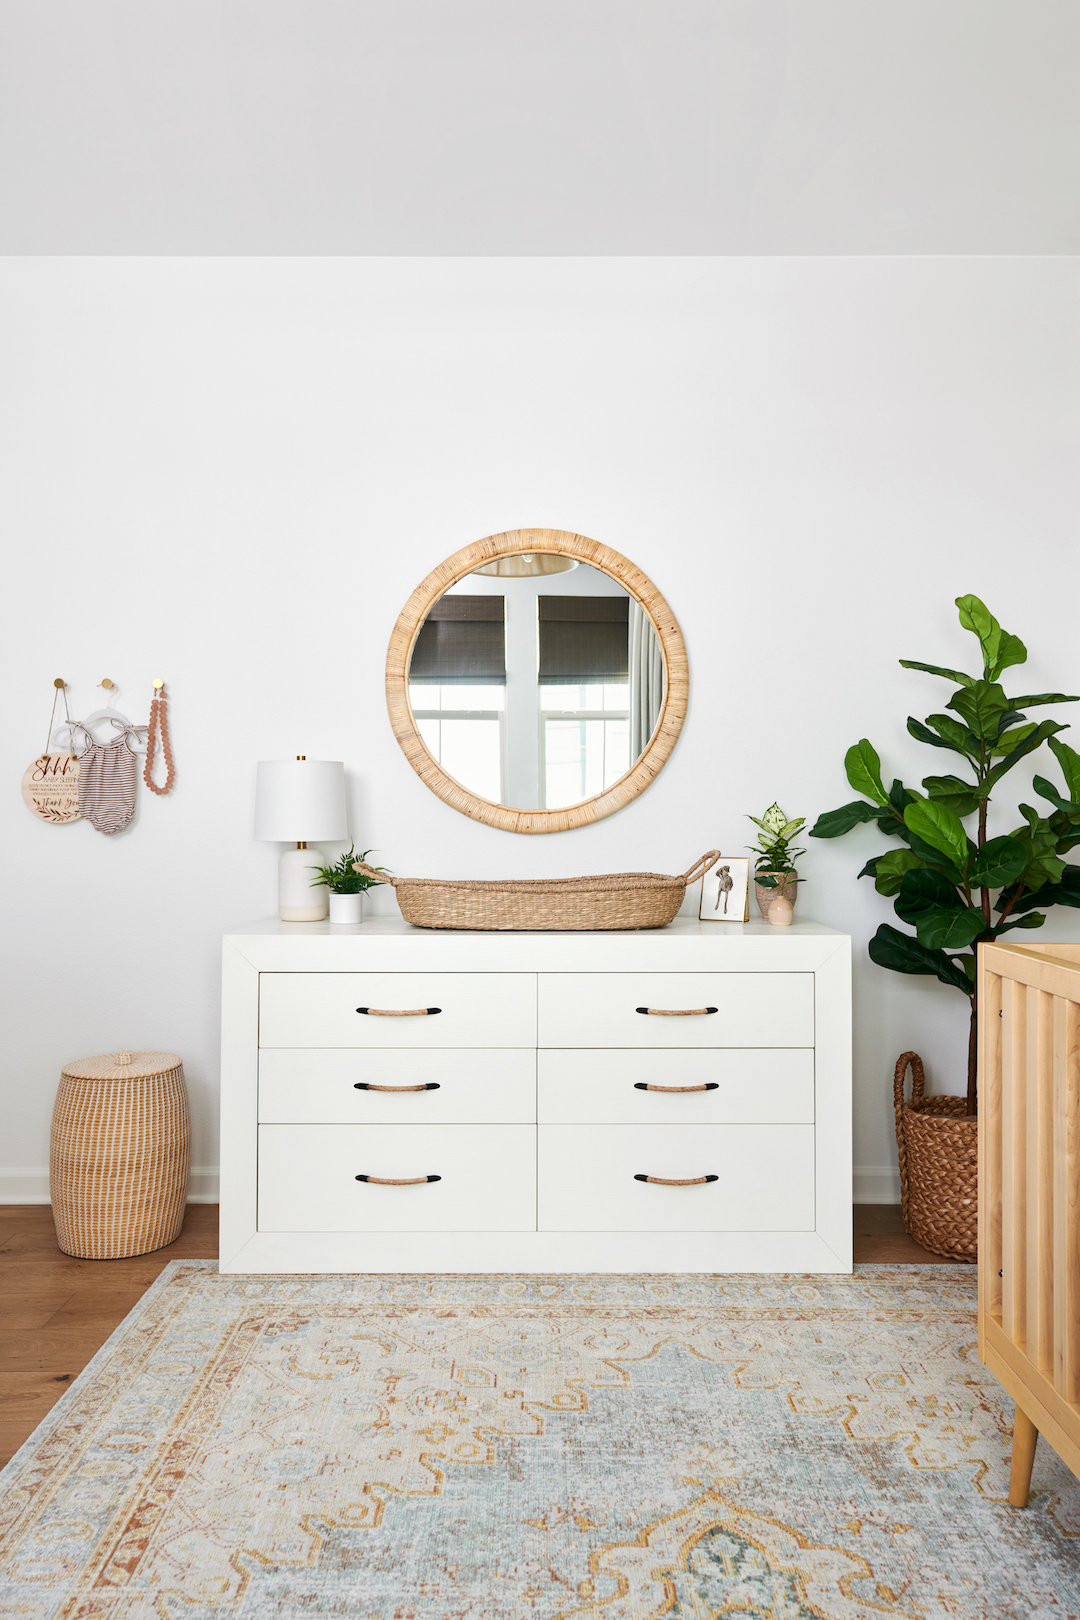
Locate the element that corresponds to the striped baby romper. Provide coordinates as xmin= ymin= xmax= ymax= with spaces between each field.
xmin=72 ymin=722 xmax=147 ymax=833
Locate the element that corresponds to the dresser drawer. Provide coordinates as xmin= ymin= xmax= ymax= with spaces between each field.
xmin=538 ymin=973 xmax=813 ymax=1048
xmin=538 ymin=1050 xmax=813 ymax=1124
xmin=258 ymin=1124 xmax=536 ymax=1231
xmin=259 ymin=1050 xmax=535 ymax=1124
xmin=538 ymin=1124 xmax=814 ymax=1231
xmin=258 ymin=973 xmax=536 ymax=1049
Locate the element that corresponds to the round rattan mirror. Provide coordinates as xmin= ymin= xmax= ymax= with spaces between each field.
xmin=386 ymin=528 xmax=688 ymax=834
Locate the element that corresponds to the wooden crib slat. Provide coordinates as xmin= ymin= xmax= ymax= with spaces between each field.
xmin=1054 ymin=997 xmax=1080 ymax=1402
xmin=1002 ymin=977 xmax=1028 ymax=1347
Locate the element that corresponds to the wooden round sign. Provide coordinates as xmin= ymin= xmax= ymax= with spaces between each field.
xmin=23 ymin=752 xmax=81 ymax=822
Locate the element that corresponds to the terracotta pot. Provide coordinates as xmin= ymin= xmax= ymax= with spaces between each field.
xmin=754 ymin=870 xmax=798 ymax=920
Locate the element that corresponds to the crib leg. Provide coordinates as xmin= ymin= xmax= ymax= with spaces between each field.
xmin=1008 ymin=1407 xmax=1039 ymax=1507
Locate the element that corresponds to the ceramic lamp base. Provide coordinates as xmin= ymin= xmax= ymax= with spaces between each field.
xmin=278 ymin=845 xmax=327 ymax=922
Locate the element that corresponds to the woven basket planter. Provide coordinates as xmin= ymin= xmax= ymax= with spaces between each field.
xmin=893 ymin=1051 xmax=977 ymax=1263
xmin=50 ymin=1050 xmax=190 ymax=1259
xmin=355 ymin=851 xmax=721 ymax=932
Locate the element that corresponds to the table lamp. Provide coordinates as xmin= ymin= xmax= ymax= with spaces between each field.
xmin=254 ymin=757 xmax=348 ymax=921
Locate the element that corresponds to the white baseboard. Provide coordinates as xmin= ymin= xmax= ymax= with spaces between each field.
xmin=0 ymin=1167 xmax=220 ymax=1205
xmin=853 ymin=1166 xmax=901 ymax=1204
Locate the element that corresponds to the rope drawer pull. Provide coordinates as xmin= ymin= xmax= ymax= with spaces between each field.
xmin=355 ymin=1174 xmax=442 ymax=1185
xmin=356 ymin=1006 xmax=442 ymax=1017
xmin=635 ymin=1006 xmax=718 ymax=1017
xmin=634 ymin=1082 xmax=719 ymax=1093
xmin=353 ymin=1082 xmax=441 ymax=1092
xmin=634 ymin=1173 xmax=719 ymax=1186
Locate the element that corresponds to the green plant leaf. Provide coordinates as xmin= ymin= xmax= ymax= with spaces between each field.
xmin=894 ymin=867 xmax=964 ymax=923
xmin=808 ymin=801 xmax=879 ymax=839
xmin=992 ymin=631 xmax=1029 ymax=679
xmin=981 ymin=718 xmax=1068 ymax=797
xmin=994 ymin=912 xmax=1048 ymax=936
xmin=778 ymin=818 xmax=806 ymax=839
xmin=869 ymin=848 xmax=923 ymax=896
xmin=844 ymin=740 xmax=888 ymax=806
xmin=1032 ymin=776 xmax=1080 ymax=816
xmin=903 ymin=798 xmax=970 ymax=875
xmin=899 ymin=659 xmax=975 ymax=687
xmin=1013 ymin=809 xmax=1067 ymax=892
xmin=925 ymin=713 xmax=976 ymax=751
xmin=955 ymin=594 xmax=1005 ymax=675
xmin=921 ymin=774 xmax=980 ymax=817
xmin=907 ymin=716 xmax=972 ymax=756
xmin=868 ymin=923 xmax=974 ymax=993
xmin=946 ymin=679 xmax=1009 ymax=740
xmin=888 ymin=779 xmax=917 ymax=813
xmin=992 ymin=722 xmax=1037 ymax=758
xmin=1050 ymin=737 xmax=1080 ymax=801
xmin=969 ymin=834 xmax=1027 ymax=889
xmin=998 ymin=865 xmax=1080 ymax=915
xmin=916 ymin=905 xmax=987 ymax=950
xmin=1006 ymin=692 xmax=1079 ymax=708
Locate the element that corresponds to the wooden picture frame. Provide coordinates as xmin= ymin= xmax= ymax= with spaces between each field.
xmin=385 ymin=528 xmax=688 ymax=834
xmin=699 ymin=856 xmax=750 ymax=922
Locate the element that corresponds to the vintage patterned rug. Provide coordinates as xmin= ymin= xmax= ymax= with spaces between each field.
xmin=2 ymin=1265 xmax=1079 ymax=1619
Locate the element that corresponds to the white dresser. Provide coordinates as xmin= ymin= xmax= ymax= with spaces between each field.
xmin=220 ymin=917 xmax=851 ymax=1273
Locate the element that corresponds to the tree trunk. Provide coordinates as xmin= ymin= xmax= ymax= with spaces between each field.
xmin=966 ymin=996 xmax=978 ymax=1116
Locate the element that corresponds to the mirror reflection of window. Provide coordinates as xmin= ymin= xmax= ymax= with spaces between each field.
xmin=408 ymin=595 xmax=507 ymax=803
xmin=406 ymin=560 xmax=663 ymax=811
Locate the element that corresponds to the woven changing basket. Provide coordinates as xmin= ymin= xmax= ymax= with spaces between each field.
xmin=355 ymin=851 xmax=722 ymax=931
xmin=50 ymin=1050 xmax=190 ymax=1259
xmin=894 ymin=1050 xmax=977 ymax=1262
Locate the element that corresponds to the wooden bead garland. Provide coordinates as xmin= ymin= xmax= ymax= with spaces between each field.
xmin=143 ymin=685 xmax=175 ymax=795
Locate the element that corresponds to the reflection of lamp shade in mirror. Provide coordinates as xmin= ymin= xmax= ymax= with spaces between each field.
xmin=473 ymin=553 xmax=578 ymax=577
xmin=254 ymin=759 xmax=347 ymax=922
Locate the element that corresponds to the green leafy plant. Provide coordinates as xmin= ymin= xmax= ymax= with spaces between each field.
xmin=309 ymin=846 xmax=388 ymax=895
xmin=747 ymin=803 xmax=806 ymax=891
xmin=809 ymin=595 xmax=1080 ymax=1114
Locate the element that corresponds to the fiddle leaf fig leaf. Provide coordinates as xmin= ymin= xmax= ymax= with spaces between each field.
xmin=894 ymin=867 xmax=964 ymax=924
xmin=992 ymin=722 xmax=1037 ymax=758
xmin=969 ymin=835 xmax=1027 ymax=889
xmin=808 ymin=801 xmax=879 ymax=839
xmin=926 ymin=713 xmax=977 ymax=751
xmin=898 ymin=659 xmax=975 ymax=687
xmin=1032 ymin=776 xmax=1080 ymax=816
xmin=844 ymin=740 xmax=889 ymax=806
xmin=992 ymin=631 xmax=1029 ymax=679
xmin=981 ymin=718 xmax=1068 ymax=797
xmin=946 ymin=680 xmax=1009 ymax=740
xmin=1012 ymin=810 xmax=1067 ymax=891
xmin=995 ymin=912 xmax=1048 ymax=936
xmin=915 ymin=905 xmax=987 ymax=951
xmin=921 ymin=775 xmax=980 ymax=818
xmin=1050 ymin=736 xmax=1080 ymax=802
xmin=907 ymin=717 xmax=973 ymax=757
xmin=955 ymin=594 xmax=1005 ymax=675
xmin=1007 ymin=692 xmax=1080 ymax=709
xmin=888 ymin=779 xmax=917 ymax=813
xmin=868 ymin=924 xmax=974 ymax=993
xmin=870 ymin=848 xmax=923 ymax=896
xmin=903 ymin=799 xmax=971 ymax=876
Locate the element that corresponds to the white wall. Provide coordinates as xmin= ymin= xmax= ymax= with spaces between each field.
xmin=1 ymin=1 xmax=1077 ymax=254
xmin=1 ymin=256 xmax=1077 ymax=1203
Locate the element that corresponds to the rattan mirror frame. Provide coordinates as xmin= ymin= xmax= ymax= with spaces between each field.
xmin=386 ymin=527 xmax=688 ymax=834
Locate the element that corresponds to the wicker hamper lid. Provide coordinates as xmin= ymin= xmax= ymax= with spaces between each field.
xmin=61 ymin=1050 xmax=182 ymax=1080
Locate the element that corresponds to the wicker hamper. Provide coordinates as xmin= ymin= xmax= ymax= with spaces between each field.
xmin=894 ymin=1050 xmax=978 ymax=1262
xmin=355 ymin=851 xmax=722 ymax=931
xmin=50 ymin=1049 xmax=190 ymax=1259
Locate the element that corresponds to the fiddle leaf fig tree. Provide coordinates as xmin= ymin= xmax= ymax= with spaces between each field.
xmin=809 ymin=595 xmax=1080 ymax=1116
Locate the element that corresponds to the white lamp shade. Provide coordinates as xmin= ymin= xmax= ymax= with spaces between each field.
xmin=254 ymin=760 xmax=348 ymax=842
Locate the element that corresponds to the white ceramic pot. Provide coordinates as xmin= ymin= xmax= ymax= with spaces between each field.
xmin=328 ymin=891 xmax=363 ymax=924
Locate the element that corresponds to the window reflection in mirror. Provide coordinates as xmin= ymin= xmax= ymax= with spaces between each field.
xmin=407 ymin=558 xmax=663 ymax=811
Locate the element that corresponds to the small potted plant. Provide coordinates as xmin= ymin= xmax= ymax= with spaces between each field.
xmin=309 ymin=846 xmax=388 ymax=924
xmin=747 ymin=804 xmax=806 ymax=919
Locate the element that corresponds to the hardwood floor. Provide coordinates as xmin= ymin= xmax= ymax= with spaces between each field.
xmin=0 ymin=1202 xmax=961 ymax=1469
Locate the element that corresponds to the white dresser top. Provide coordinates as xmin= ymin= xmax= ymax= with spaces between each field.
xmin=223 ymin=915 xmax=848 ymax=973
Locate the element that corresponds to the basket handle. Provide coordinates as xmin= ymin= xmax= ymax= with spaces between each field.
xmin=354 ymin=861 xmax=398 ymax=887
xmin=893 ymin=1051 xmax=925 ymax=1224
xmin=681 ymin=850 xmax=723 ymax=884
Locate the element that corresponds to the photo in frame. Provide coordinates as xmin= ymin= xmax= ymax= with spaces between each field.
xmin=699 ymin=855 xmax=750 ymax=922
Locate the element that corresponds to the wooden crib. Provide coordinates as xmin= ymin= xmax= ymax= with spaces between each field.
xmin=978 ymin=941 xmax=1080 ymax=1505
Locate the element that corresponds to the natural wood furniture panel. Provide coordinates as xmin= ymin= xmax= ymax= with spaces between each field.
xmin=221 ymin=917 xmax=851 ymax=1273
xmin=978 ymin=941 xmax=1080 ymax=1506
